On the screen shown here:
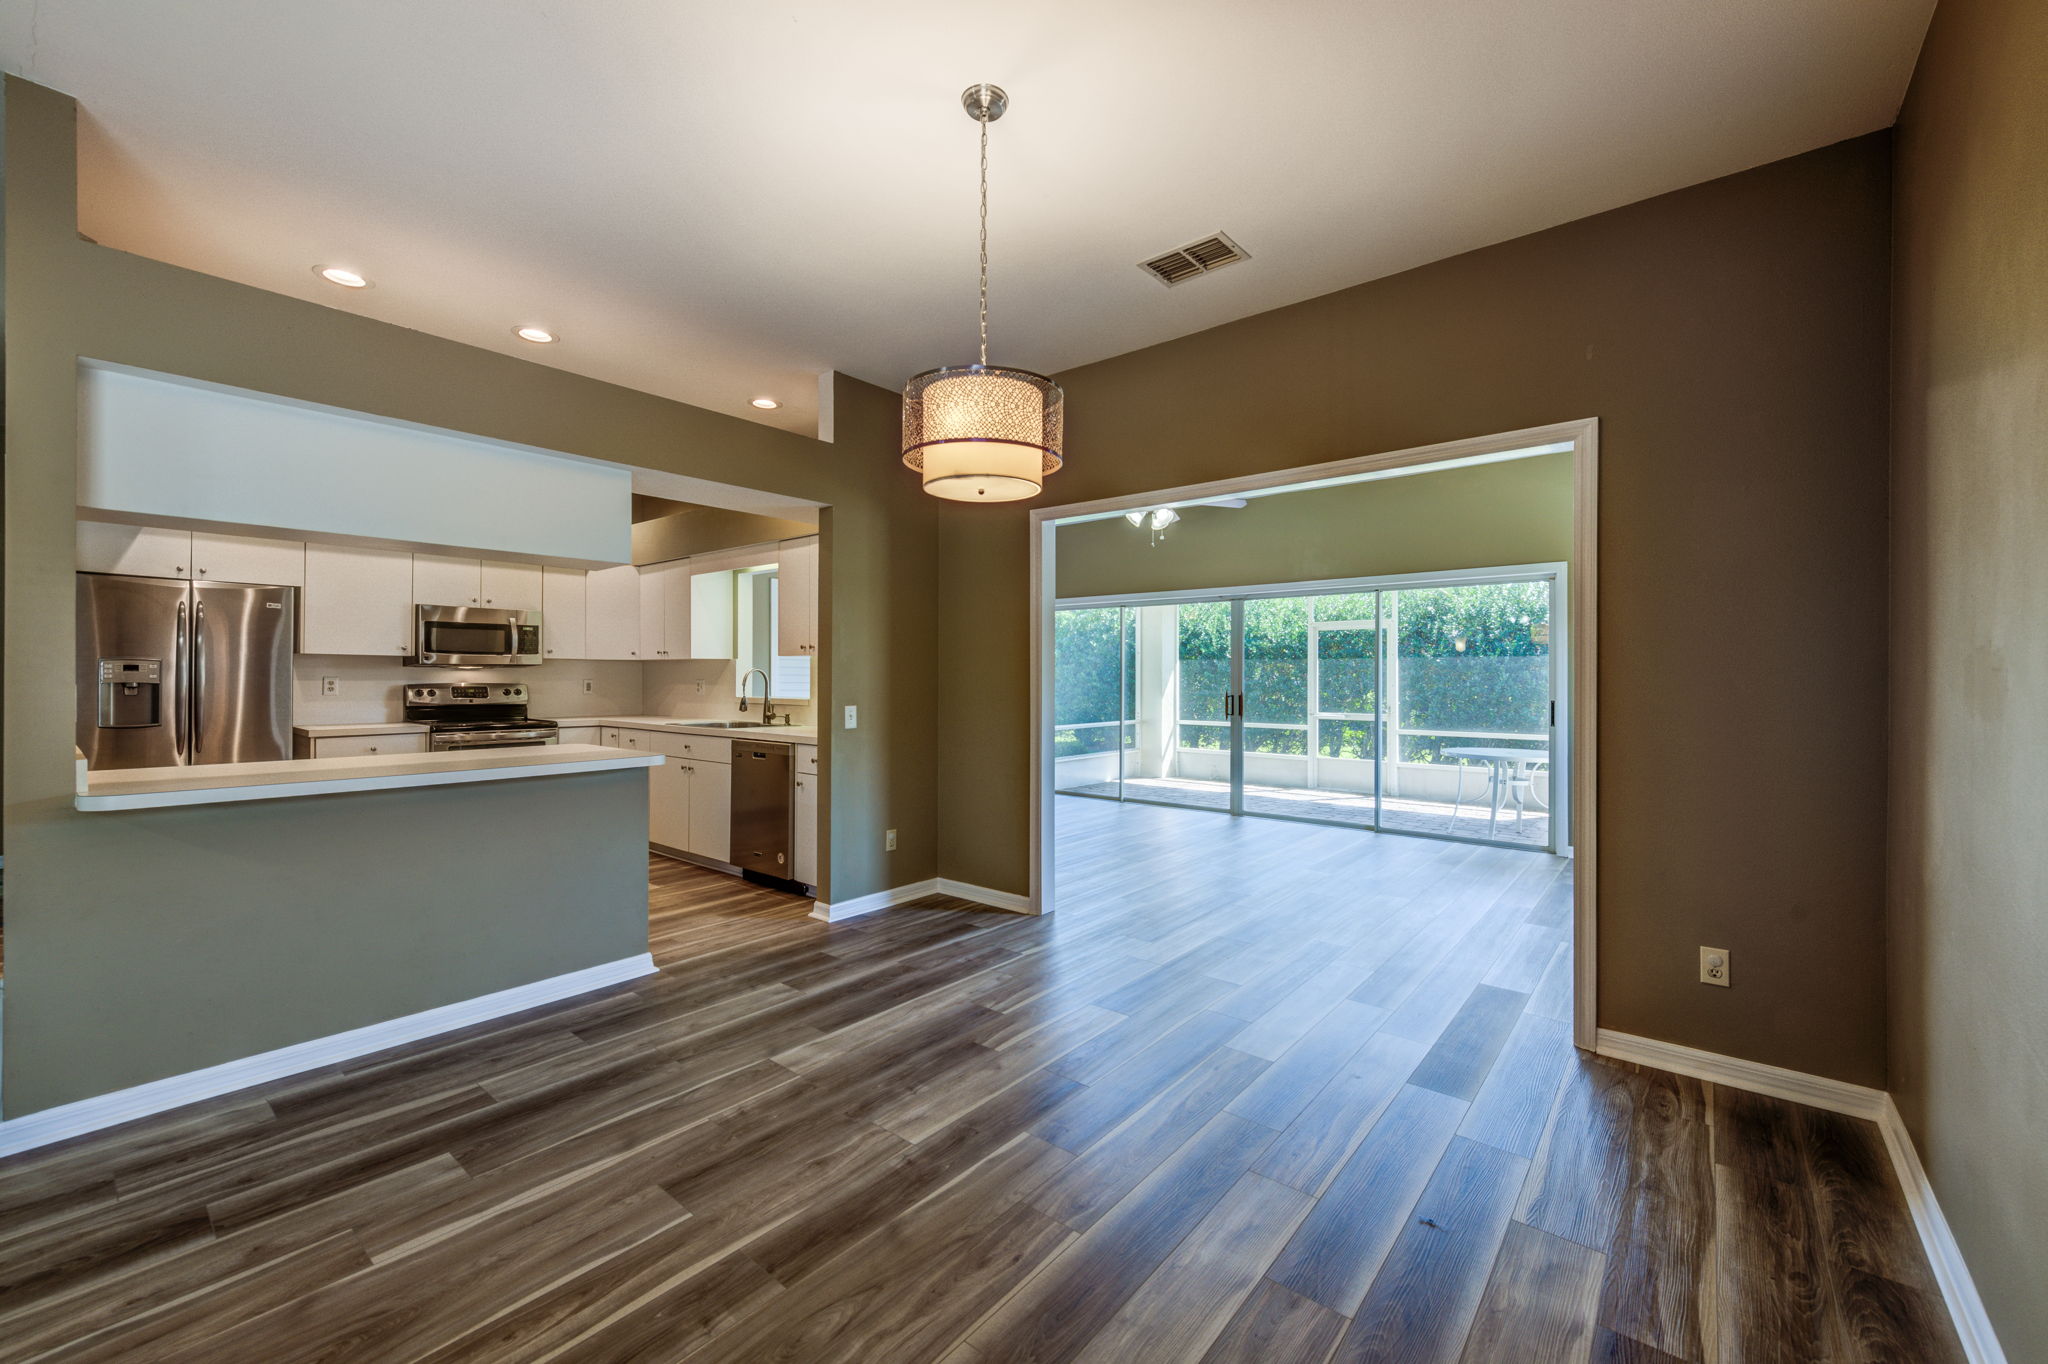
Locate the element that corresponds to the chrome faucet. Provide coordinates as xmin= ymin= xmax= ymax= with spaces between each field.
xmin=739 ymin=668 xmax=782 ymax=724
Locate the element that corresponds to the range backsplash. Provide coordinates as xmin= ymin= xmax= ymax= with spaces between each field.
xmin=292 ymin=656 xmax=816 ymax=727
xmin=292 ymin=656 xmax=646 ymax=725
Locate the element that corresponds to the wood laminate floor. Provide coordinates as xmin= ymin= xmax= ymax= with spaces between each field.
xmin=0 ymin=798 xmax=1962 ymax=1362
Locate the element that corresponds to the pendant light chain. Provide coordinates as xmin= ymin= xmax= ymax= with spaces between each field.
xmin=977 ymin=112 xmax=990 ymax=368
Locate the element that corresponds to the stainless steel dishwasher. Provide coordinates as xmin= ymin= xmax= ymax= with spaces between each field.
xmin=729 ymin=740 xmax=795 ymax=879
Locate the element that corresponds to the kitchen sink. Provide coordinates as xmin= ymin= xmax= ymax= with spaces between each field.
xmin=672 ymin=720 xmax=776 ymax=729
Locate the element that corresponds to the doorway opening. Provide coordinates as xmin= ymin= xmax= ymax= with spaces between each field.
xmin=1029 ymin=420 xmax=1597 ymax=1048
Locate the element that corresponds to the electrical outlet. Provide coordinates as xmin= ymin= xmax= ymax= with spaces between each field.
xmin=695 ymin=680 xmax=705 ymax=696
xmin=1700 ymin=946 xmax=1731 ymax=987
xmin=582 ymin=679 xmax=595 ymax=694
xmin=321 ymin=676 xmax=340 ymax=696
xmin=885 ymin=829 xmax=897 ymax=852
xmin=844 ymin=705 xmax=859 ymax=729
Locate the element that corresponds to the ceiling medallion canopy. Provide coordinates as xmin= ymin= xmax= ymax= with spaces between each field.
xmin=901 ymin=83 xmax=1064 ymax=503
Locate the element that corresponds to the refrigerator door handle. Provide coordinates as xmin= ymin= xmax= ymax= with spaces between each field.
xmin=174 ymin=597 xmax=190 ymax=760
xmin=191 ymin=599 xmax=206 ymax=758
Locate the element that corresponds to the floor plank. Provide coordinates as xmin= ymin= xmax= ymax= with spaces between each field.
xmin=1457 ymin=1219 xmax=1606 ymax=1364
xmin=0 ymin=797 xmax=1965 ymax=1364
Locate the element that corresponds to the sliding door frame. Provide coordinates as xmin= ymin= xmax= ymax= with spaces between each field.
xmin=1028 ymin=418 xmax=1600 ymax=1050
xmin=1060 ymin=564 xmax=1565 ymax=851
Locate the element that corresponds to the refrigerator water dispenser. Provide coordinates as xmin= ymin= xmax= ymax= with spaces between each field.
xmin=97 ymin=657 xmax=164 ymax=728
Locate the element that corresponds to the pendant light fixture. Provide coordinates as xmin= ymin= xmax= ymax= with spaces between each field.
xmin=901 ymin=83 xmax=1064 ymax=502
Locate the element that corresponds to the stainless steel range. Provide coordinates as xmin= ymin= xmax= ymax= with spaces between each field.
xmin=404 ymin=683 xmax=559 ymax=752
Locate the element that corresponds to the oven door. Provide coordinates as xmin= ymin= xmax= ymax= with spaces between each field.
xmin=413 ymin=606 xmax=542 ymax=667
xmin=429 ymin=728 xmax=559 ymax=753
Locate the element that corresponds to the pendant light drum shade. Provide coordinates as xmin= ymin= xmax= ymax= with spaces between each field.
xmin=902 ymin=363 xmax=1064 ymax=502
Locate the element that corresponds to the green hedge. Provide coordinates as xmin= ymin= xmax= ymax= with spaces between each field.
xmin=1057 ymin=583 xmax=1550 ymax=765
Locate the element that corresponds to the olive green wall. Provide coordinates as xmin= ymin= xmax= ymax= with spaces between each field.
xmin=1054 ymin=453 xmax=1572 ymax=600
xmin=940 ymin=134 xmax=1893 ymax=1087
xmin=1 ymin=77 xmax=938 ymax=1116
xmin=6 ymin=773 xmax=650 ymax=1111
xmin=1889 ymin=0 xmax=2048 ymax=1354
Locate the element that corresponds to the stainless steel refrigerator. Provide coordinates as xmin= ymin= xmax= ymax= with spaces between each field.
xmin=76 ymin=573 xmax=296 ymax=770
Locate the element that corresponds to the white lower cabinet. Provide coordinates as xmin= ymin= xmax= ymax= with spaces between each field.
xmin=555 ymin=726 xmax=599 ymax=746
xmin=310 ymin=733 xmax=427 ymax=758
xmin=648 ymin=758 xmax=692 ymax=851
xmin=641 ymin=729 xmax=733 ymax=863
xmin=687 ymin=759 xmax=732 ymax=863
xmin=794 ymin=743 xmax=818 ymax=887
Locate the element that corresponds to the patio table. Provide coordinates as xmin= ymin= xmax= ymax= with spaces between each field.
xmin=1442 ymin=746 xmax=1549 ymax=837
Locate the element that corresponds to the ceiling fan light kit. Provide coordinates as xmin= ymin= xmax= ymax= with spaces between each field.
xmin=901 ymin=83 xmax=1065 ymax=503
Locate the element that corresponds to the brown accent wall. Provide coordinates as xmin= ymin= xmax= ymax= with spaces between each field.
xmin=940 ymin=134 xmax=1894 ymax=1086
xmin=2 ymin=78 xmax=938 ymax=1115
xmin=1890 ymin=0 xmax=2048 ymax=1354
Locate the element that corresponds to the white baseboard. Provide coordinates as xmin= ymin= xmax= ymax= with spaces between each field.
xmin=810 ymin=878 xmax=939 ymax=922
xmin=809 ymin=876 xmax=1036 ymax=922
xmin=936 ymin=878 xmax=1035 ymax=914
xmin=1594 ymin=1028 xmax=1886 ymax=1118
xmin=0 ymin=953 xmax=656 ymax=1159
xmin=1875 ymin=1096 xmax=2009 ymax=1364
xmin=1596 ymin=1030 xmax=2005 ymax=1363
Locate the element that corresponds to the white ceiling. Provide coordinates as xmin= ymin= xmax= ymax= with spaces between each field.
xmin=2 ymin=1 xmax=1932 ymax=438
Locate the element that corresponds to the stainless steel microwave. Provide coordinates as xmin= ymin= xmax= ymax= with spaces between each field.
xmin=411 ymin=604 xmax=543 ymax=667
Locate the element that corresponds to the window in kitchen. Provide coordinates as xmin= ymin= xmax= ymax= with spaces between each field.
xmin=737 ymin=566 xmax=811 ymax=699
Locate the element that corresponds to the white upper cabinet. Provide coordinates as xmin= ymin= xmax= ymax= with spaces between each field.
xmin=638 ymin=566 xmax=666 ymax=658
xmin=541 ymin=567 xmax=588 ymax=659
xmin=414 ymin=554 xmax=482 ymax=606
xmin=777 ymin=536 xmax=819 ymax=657
xmin=79 ymin=521 xmax=305 ymax=588
xmin=303 ymin=544 xmax=415 ymax=657
xmin=77 ymin=522 xmax=194 ymax=579
xmin=585 ymin=564 xmax=643 ymax=659
xmin=192 ymin=531 xmax=305 ymax=586
xmin=663 ymin=563 xmax=693 ymax=657
xmin=481 ymin=561 xmax=544 ymax=611
xmin=690 ymin=569 xmax=737 ymax=660
xmin=637 ymin=561 xmax=694 ymax=658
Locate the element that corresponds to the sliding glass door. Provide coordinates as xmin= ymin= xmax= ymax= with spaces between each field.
xmin=1051 ymin=606 xmax=1133 ymax=798
xmin=1380 ymin=580 xmax=1554 ymax=845
xmin=1054 ymin=571 xmax=1559 ymax=850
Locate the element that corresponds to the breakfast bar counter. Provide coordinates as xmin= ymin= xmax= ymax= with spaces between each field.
xmin=76 ymin=743 xmax=661 ymax=811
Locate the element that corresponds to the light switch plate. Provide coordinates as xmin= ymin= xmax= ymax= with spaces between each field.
xmin=844 ymin=705 xmax=858 ymax=729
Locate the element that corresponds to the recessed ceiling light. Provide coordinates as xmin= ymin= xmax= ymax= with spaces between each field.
xmin=514 ymin=326 xmax=557 ymax=344
xmin=315 ymin=266 xmax=370 ymax=288
xmin=750 ymin=397 xmax=780 ymax=410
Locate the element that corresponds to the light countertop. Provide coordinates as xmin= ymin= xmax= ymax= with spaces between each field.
xmin=550 ymin=715 xmax=820 ymax=743
xmin=78 ymin=744 xmax=661 ymax=812
xmin=293 ymin=722 xmax=431 ymax=737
